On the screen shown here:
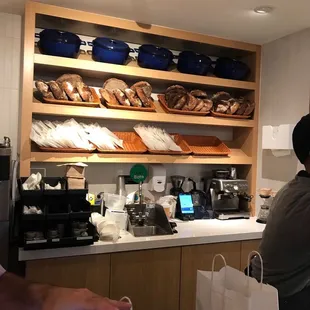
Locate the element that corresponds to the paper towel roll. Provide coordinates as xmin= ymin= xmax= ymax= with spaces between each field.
xmin=271 ymin=149 xmax=291 ymax=157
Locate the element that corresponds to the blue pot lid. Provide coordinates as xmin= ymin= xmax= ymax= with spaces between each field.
xmin=93 ymin=38 xmax=129 ymax=52
xmin=40 ymin=29 xmax=81 ymax=44
xmin=139 ymin=44 xmax=172 ymax=58
xmin=179 ymin=51 xmax=211 ymax=62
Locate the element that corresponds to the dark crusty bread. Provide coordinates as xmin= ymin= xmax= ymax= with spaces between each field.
xmin=56 ymin=74 xmax=83 ymax=87
xmin=215 ymin=100 xmax=229 ymax=113
xmin=235 ymin=102 xmax=247 ymax=115
xmin=203 ymin=99 xmax=213 ymax=111
xmin=212 ymin=92 xmax=231 ymax=104
xmin=226 ymin=98 xmax=240 ymax=115
xmin=131 ymin=81 xmax=152 ymax=98
xmin=35 ymin=80 xmax=55 ymax=99
xmin=173 ymin=95 xmax=188 ymax=110
xmin=104 ymin=78 xmax=128 ymax=92
xmin=48 ymin=81 xmax=68 ymax=100
xmin=187 ymin=94 xmax=198 ymax=111
xmin=166 ymin=85 xmax=185 ymax=93
xmin=99 ymin=88 xmax=119 ymax=105
xmin=124 ymin=89 xmax=142 ymax=107
xmin=194 ymin=99 xmax=205 ymax=111
xmin=243 ymin=102 xmax=255 ymax=116
xmin=76 ymin=82 xmax=94 ymax=102
xmin=167 ymin=92 xmax=185 ymax=109
xmin=165 ymin=89 xmax=187 ymax=103
xmin=62 ymin=81 xmax=82 ymax=102
xmin=190 ymin=90 xmax=208 ymax=98
xmin=114 ymin=89 xmax=130 ymax=106
xmin=136 ymin=88 xmax=152 ymax=107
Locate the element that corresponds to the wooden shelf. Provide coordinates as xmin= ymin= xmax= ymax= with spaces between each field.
xmin=32 ymin=103 xmax=255 ymax=128
xmin=30 ymin=149 xmax=252 ymax=165
xmin=34 ymin=54 xmax=257 ymax=91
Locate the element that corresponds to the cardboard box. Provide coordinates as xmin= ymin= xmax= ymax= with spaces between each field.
xmin=66 ymin=165 xmax=85 ymax=179
xmin=67 ymin=177 xmax=85 ymax=190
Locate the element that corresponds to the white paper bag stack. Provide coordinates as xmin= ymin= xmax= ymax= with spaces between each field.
xmin=196 ymin=252 xmax=279 ymax=310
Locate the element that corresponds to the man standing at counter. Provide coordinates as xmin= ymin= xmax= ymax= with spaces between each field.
xmin=251 ymin=114 xmax=310 ymax=310
xmin=0 ymin=264 xmax=130 ymax=310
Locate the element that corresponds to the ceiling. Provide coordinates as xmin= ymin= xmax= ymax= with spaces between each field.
xmin=1 ymin=0 xmax=310 ymax=44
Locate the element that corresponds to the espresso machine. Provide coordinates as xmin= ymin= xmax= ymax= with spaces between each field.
xmin=209 ymin=176 xmax=251 ymax=220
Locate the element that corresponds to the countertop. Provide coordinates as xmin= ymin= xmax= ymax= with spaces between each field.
xmin=19 ymin=217 xmax=265 ymax=261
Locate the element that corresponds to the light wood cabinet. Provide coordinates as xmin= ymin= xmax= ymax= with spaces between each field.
xmin=26 ymin=254 xmax=111 ymax=297
xmin=180 ymin=241 xmax=241 ymax=310
xmin=110 ymin=247 xmax=181 ymax=310
xmin=240 ymin=239 xmax=261 ymax=271
xmin=25 ymin=239 xmax=261 ymax=310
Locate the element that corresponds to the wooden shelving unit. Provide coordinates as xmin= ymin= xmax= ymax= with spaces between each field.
xmin=34 ymin=54 xmax=257 ymax=91
xmin=31 ymin=149 xmax=252 ymax=165
xmin=32 ymin=102 xmax=255 ymax=128
xmin=20 ymin=1 xmax=261 ymax=214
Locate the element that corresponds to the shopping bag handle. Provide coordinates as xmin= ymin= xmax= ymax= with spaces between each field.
xmin=247 ymin=250 xmax=263 ymax=289
xmin=120 ymin=296 xmax=133 ymax=310
xmin=211 ymin=254 xmax=227 ymax=310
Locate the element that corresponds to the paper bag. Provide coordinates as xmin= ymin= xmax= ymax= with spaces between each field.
xmin=196 ymin=252 xmax=279 ymax=310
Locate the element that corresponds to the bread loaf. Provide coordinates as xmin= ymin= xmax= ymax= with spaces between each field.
xmin=35 ymin=80 xmax=54 ymax=99
xmin=62 ymin=81 xmax=82 ymax=101
xmin=243 ymin=102 xmax=255 ymax=116
xmin=103 ymin=78 xmax=128 ymax=92
xmin=114 ymin=89 xmax=130 ymax=106
xmin=190 ymin=90 xmax=208 ymax=98
xmin=48 ymin=81 xmax=68 ymax=100
xmin=194 ymin=99 xmax=205 ymax=111
xmin=124 ymin=89 xmax=142 ymax=107
xmin=187 ymin=94 xmax=198 ymax=111
xmin=76 ymin=82 xmax=94 ymax=102
xmin=136 ymin=88 xmax=152 ymax=107
xmin=99 ymin=88 xmax=119 ymax=105
xmin=226 ymin=99 xmax=240 ymax=114
xmin=131 ymin=81 xmax=152 ymax=98
xmin=174 ymin=95 xmax=188 ymax=110
xmin=56 ymin=74 xmax=83 ymax=87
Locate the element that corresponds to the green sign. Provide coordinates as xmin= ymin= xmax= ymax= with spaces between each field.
xmin=130 ymin=164 xmax=148 ymax=183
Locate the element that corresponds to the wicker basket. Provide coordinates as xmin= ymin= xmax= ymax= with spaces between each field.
xmin=96 ymin=132 xmax=147 ymax=154
xmin=182 ymin=135 xmax=231 ymax=156
xmin=147 ymin=134 xmax=192 ymax=155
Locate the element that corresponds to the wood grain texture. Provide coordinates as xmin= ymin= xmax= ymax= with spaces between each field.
xmin=28 ymin=1 xmax=258 ymax=52
xmin=32 ymin=102 xmax=255 ymax=128
xmin=20 ymin=2 xmax=36 ymax=176
xmin=26 ymin=254 xmax=111 ymax=297
xmin=34 ymin=54 xmax=257 ymax=91
xmin=240 ymin=239 xmax=261 ymax=271
xmin=110 ymin=248 xmax=181 ymax=310
xmin=180 ymin=242 xmax=241 ymax=310
xmin=30 ymin=149 xmax=252 ymax=165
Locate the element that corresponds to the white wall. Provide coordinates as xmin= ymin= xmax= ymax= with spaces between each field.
xmin=257 ymin=28 xmax=310 ymax=205
xmin=0 ymin=13 xmax=22 ymax=159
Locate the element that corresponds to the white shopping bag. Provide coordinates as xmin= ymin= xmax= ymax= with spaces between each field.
xmin=196 ymin=252 xmax=279 ymax=310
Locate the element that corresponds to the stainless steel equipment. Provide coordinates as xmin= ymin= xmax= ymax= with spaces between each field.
xmin=0 ymin=137 xmax=11 ymax=269
xmin=210 ymin=178 xmax=251 ymax=220
xmin=126 ymin=203 xmax=173 ymax=237
xmin=115 ymin=175 xmax=127 ymax=197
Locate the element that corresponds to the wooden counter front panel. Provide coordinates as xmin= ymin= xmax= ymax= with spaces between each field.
xmin=180 ymin=241 xmax=241 ymax=310
xmin=110 ymin=247 xmax=181 ymax=310
xmin=240 ymin=239 xmax=261 ymax=271
xmin=26 ymin=254 xmax=111 ymax=297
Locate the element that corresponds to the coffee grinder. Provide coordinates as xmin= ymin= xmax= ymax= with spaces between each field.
xmin=188 ymin=178 xmax=209 ymax=219
xmin=170 ymin=175 xmax=185 ymax=197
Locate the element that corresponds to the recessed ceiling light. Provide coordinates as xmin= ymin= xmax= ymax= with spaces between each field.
xmin=254 ymin=6 xmax=274 ymax=14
